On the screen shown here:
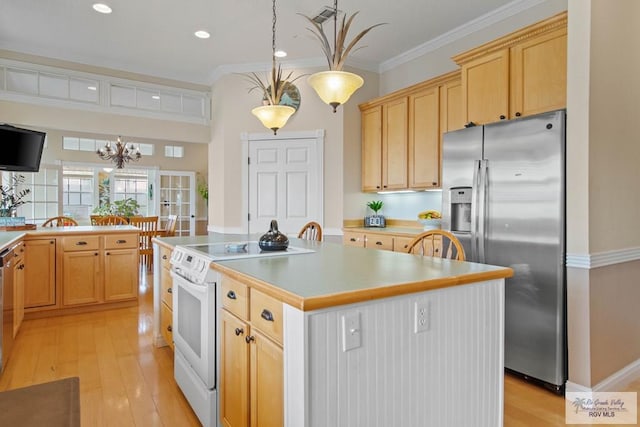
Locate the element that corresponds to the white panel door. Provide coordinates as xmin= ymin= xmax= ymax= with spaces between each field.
xmin=249 ymin=138 xmax=321 ymax=235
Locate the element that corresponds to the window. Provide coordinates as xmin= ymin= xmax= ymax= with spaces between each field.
xmin=63 ymin=136 xmax=154 ymax=155
xmin=165 ymin=145 xmax=184 ymax=158
xmin=62 ymin=170 xmax=94 ymax=219
xmin=12 ymin=166 xmax=61 ymax=224
xmin=113 ymin=171 xmax=149 ymax=215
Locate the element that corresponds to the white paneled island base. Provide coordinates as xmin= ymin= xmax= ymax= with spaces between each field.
xmin=284 ymin=279 xmax=504 ymax=427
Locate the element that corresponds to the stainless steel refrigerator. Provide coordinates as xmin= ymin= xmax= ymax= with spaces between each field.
xmin=441 ymin=109 xmax=566 ymax=392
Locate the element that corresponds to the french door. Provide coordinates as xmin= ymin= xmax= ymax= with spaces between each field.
xmin=157 ymin=171 xmax=195 ymax=236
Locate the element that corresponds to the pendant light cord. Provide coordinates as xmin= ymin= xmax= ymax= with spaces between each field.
xmin=272 ymin=0 xmax=277 ymax=71
xmin=333 ymin=0 xmax=338 ymax=58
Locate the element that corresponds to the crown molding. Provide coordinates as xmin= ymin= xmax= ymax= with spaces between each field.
xmin=379 ymin=0 xmax=549 ymax=73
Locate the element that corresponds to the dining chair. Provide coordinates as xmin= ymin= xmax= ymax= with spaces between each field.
xmin=406 ymin=229 xmax=466 ymax=261
xmin=129 ymin=216 xmax=159 ymax=269
xmin=161 ymin=214 xmax=178 ymax=237
xmin=95 ymin=215 xmax=128 ymax=225
xmin=42 ymin=216 xmax=78 ymax=227
xmin=297 ymin=221 xmax=322 ymax=241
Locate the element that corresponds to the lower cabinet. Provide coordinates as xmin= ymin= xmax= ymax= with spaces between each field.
xmin=343 ymin=229 xmax=437 ymax=253
xmin=220 ymin=276 xmax=283 ymax=427
xmin=12 ymin=241 xmax=25 ymax=337
xmin=24 ymin=238 xmax=56 ymax=309
xmin=159 ymin=245 xmax=174 ymax=349
xmin=61 ymin=234 xmax=138 ymax=307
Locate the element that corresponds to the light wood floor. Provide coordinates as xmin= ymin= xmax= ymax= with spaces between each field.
xmin=1 ymin=270 xmax=638 ymax=426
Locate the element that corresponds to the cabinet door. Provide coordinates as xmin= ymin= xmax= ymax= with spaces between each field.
xmin=361 ymin=105 xmax=383 ymax=192
xmin=24 ymin=239 xmax=56 ymax=308
xmin=382 ymin=97 xmax=408 ymax=190
xmin=160 ymin=266 xmax=173 ymax=309
xmin=250 ymin=330 xmax=283 ymax=427
xmin=13 ymin=253 xmax=25 ymax=337
xmin=63 ymin=250 xmax=101 ymax=306
xmin=160 ymin=302 xmax=174 ymax=350
xmin=510 ymin=27 xmax=567 ymax=118
xmin=440 ymin=78 xmax=464 ymax=133
xmin=409 ymin=87 xmax=440 ymax=189
xmin=104 ymin=249 xmax=138 ymax=301
xmin=221 ymin=310 xmax=250 ymax=427
xmin=461 ymin=49 xmax=509 ymax=125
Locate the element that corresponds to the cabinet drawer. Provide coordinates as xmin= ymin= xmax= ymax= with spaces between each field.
xmin=343 ymin=232 xmax=366 ymax=247
xmin=365 ymin=234 xmax=394 ymax=251
xmin=394 ymin=236 xmax=415 ymax=253
xmin=159 ymin=246 xmax=172 ymax=270
xmin=104 ymin=234 xmax=138 ymax=249
xmin=161 ymin=267 xmax=173 ymax=309
xmin=221 ymin=276 xmax=248 ymax=319
xmin=160 ymin=302 xmax=174 ymax=350
xmin=250 ymin=289 xmax=283 ymax=344
xmin=62 ymin=236 xmax=100 ymax=252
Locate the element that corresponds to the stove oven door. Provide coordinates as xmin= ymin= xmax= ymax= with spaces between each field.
xmin=170 ymin=270 xmax=216 ymax=389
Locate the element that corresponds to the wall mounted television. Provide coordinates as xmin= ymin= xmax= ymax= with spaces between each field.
xmin=0 ymin=124 xmax=46 ymax=172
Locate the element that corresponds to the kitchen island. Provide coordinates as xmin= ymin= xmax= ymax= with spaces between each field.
xmin=153 ymin=234 xmax=512 ymax=427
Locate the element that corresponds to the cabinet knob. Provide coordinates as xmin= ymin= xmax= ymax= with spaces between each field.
xmin=515 ymin=112 xmax=522 ymax=117
xmin=167 ymin=287 xmax=172 ymax=294
xmin=499 ymin=115 xmax=506 ymax=120
xmin=432 ymin=182 xmax=437 ymax=186
xmin=376 ymin=186 xmax=381 ymax=189
xmin=226 ymin=290 xmax=237 ymax=300
xmin=261 ymin=309 xmax=274 ymax=322
xmin=105 ymin=252 xmax=109 ymax=256
xmin=19 ymin=264 xmax=25 ymax=270
xmin=76 ymin=241 xmax=88 ymax=246
xmin=116 ymin=239 xmax=127 ymax=244
xmin=167 ymin=325 xmax=172 ymax=332
xmin=235 ymin=328 xmax=244 ymax=336
xmin=349 ymin=238 xmax=357 ymax=242
xmin=464 ymin=122 xmax=476 ymax=128
xmin=375 ymin=241 xmax=383 ymax=246
xmin=50 ymin=240 xmax=55 ymax=244
xmin=162 ymin=255 xmax=168 ymax=260
xmin=245 ymin=335 xmax=255 ymax=344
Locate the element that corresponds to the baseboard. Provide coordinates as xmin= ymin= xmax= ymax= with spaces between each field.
xmin=566 ymin=358 xmax=640 ymax=392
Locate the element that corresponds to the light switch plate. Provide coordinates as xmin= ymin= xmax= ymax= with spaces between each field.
xmin=341 ymin=312 xmax=361 ymax=351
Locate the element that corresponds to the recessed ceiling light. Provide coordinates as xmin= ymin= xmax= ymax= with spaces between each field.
xmin=274 ymin=50 xmax=287 ymax=58
xmin=152 ymin=95 xmax=160 ymax=100
xmin=92 ymin=3 xmax=112 ymax=14
xmin=87 ymin=86 xmax=97 ymax=91
xmin=194 ymin=30 xmax=210 ymax=39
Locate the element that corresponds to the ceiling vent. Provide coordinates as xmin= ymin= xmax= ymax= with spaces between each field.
xmin=311 ymin=6 xmax=338 ymax=24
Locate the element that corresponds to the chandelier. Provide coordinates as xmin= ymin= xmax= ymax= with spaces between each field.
xmin=301 ymin=0 xmax=385 ymax=112
xmin=246 ymin=0 xmax=298 ymax=134
xmin=96 ymin=136 xmax=141 ymax=169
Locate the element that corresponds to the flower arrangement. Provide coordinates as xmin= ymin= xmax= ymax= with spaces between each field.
xmin=0 ymin=174 xmax=30 ymax=217
xmin=299 ymin=10 xmax=386 ymax=71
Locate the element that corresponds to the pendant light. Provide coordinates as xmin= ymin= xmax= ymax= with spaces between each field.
xmin=249 ymin=0 xmax=296 ymax=135
xmin=301 ymin=1 xmax=385 ymax=112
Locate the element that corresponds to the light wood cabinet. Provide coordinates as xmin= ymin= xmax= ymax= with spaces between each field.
xmin=409 ymin=86 xmax=440 ymax=189
xmin=220 ymin=275 xmax=284 ymax=427
xmin=361 ymin=106 xmax=383 ymax=192
xmin=365 ymin=233 xmax=394 ymax=251
xmin=343 ymin=228 xmax=442 ymax=255
xmin=343 ymin=231 xmax=366 ymax=247
xmin=382 ymin=97 xmax=409 ymax=191
xmin=62 ymin=250 xmax=101 ymax=305
xmin=24 ymin=238 xmax=56 ymax=309
xmin=393 ymin=236 xmax=415 ymax=253
xmin=61 ymin=233 xmax=138 ymax=307
xmin=360 ymin=71 xmax=460 ymax=192
xmin=159 ymin=245 xmax=174 ymax=349
xmin=454 ymin=12 xmax=567 ymax=125
xmin=12 ymin=241 xmax=25 ymax=337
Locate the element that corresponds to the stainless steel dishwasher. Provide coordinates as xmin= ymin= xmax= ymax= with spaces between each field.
xmin=0 ymin=245 xmax=15 ymax=374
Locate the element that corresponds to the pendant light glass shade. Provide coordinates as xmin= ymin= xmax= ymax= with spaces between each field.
xmin=252 ymin=105 xmax=296 ymax=135
xmin=308 ymin=71 xmax=364 ymax=113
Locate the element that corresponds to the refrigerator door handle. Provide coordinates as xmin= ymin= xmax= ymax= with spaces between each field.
xmin=478 ymin=159 xmax=489 ymax=264
xmin=470 ymin=160 xmax=481 ymax=261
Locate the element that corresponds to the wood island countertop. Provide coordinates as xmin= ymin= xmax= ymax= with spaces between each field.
xmin=153 ymin=234 xmax=513 ymax=311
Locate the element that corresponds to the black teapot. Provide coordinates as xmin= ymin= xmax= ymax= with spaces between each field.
xmin=258 ymin=220 xmax=289 ymax=251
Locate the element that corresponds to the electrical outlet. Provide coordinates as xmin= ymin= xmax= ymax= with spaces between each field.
xmin=341 ymin=312 xmax=361 ymax=351
xmin=414 ymin=299 xmax=430 ymax=333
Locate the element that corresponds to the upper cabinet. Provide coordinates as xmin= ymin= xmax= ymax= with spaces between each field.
xmin=360 ymin=71 xmax=461 ymax=192
xmin=453 ymin=11 xmax=567 ymax=126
